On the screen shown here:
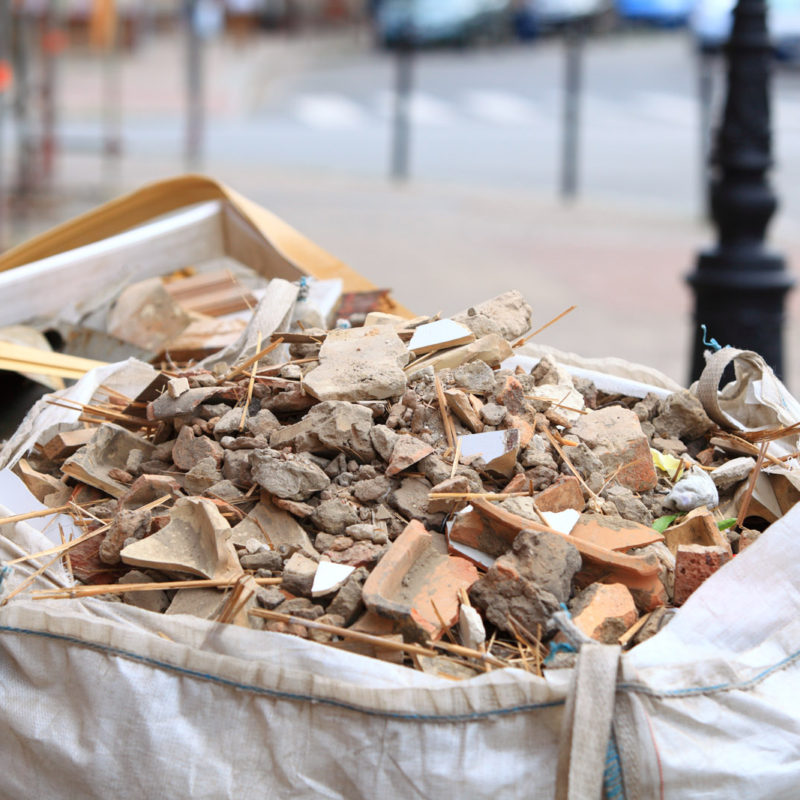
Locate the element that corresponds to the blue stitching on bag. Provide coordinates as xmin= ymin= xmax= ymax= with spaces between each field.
xmin=618 ymin=645 xmax=800 ymax=698
xmin=0 ymin=623 xmax=564 ymax=722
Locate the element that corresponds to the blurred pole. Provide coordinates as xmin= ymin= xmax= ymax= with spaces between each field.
xmin=687 ymin=0 xmax=794 ymax=382
xmin=102 ymin=7 xmax=123 ymax=191
xmin=390 ymin=30 xmax=413 ymax=182
xmin=12 ymin=9 xmax=35 ymax=202
xmin=39 ymin=0 xmax=58 ymax=187
xmin=0 ymin=0 xmax=11 ymax=249
xmin=696 ymin=46 xmax=715 ymax=220
xmin=560 ymin=19 xmax=585 ymax=201
xmin=185 ymin=0 xmax=204 ymax=170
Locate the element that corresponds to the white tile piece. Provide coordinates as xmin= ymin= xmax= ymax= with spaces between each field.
xmin=311 ymin=561 xmax=355 ymax=597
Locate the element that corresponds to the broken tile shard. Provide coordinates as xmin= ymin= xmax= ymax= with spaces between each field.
xmin=120 ymin=497 xmax=242 ymax=581
xmin=362 ymin=520 xmax=478 ymax=641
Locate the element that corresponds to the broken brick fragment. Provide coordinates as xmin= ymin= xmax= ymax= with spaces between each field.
xmin=569 ymin=582 xmax=638 ymax=644
xmin=673 ymin=544 xmax=732 ymax=605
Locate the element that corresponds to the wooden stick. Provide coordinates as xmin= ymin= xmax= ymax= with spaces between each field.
xmin=32 ymin=576 xmax=282 ymax=599
xmin=239 ymin=331 xmax=262 ymax=431
xmin=1 ymin=551 xmax=65 ymax=606
xmin=542 ymin=426 xmax=597 ymax=499
xmin=513 ymin=305 xmax=576 ymax=348
xmin=45 ymin=398 xmax=157 ymax=428
xmin=430 ymin=598 xmax=458 ymax=644
xmin=736 ymin=440 xmax=769 ymax=529
xmin=428 ymin=491 xmax=530 ymax=500
xmin=449 ymin=437 xmax=461 ymax=480
xmin=249 ymin=608 xmax=508 ymax=666
xmin=618 ymin=611 xmax=652 ymax=648
xmin=220 ymin=337 xmax=284 ymax=383
xmin=250 ymin=609 xmax=440 ymax=657
xmin=0 ymin=504 xmax=77 ymax=526
xmin=434 ymin=375 xmax=456 ymax=450
xmin=525 ymin=395 xmax=588 ymax=415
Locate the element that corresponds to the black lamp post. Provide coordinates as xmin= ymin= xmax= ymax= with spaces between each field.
xmin=687 ymin=0 xmax=794 ymax=382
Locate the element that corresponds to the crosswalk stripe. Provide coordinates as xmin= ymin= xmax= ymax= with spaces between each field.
xmin=292 ymin=93 xmax=370 ymax=130
xmin=462 ymin=89 xmax=541 ymax=124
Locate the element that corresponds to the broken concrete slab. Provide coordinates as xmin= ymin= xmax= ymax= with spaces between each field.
xmin=652 ymin=390 xmax=714 ymax=441
xmin=230 ymin=492 xmax=316 ymax=556
xmin=362 ymin=520 xmax=478 ymax=640
xmin=452 ymin=290 xmax=532 ymax=341
xmin=710 ymin=457 xmax=756 ymax=491
xmin=172 ymin=425 xmax=224 ymax=471
xmin=303 ymin=326 xmax=409 ymax=401
xmin=250 ymin=449 xmax=330 ymax=501
xmin=569 ymin=406 xmax=657 ymax=492
xmin=62 ymin=423 xmax=157 ymax=498
xmin=470 ymin=529 xmax=581 ymax=635
xmin=270 ymin=401 xmax=376 ymax=462
xmin=388 ymin=476 xmax=446 ymax=530
xmin=120 ymin=497 xmax=242 ymax=581
xmin=282 ymin=552 xmax=320 ymax=596
xmin=148 ymin=386 xmax=227 ymax=420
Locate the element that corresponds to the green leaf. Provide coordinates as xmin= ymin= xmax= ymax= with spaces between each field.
xmin=653 ymin=514 xmax=678 ymax=533
xmin=717 ymin=518 xmax=738 ymax=531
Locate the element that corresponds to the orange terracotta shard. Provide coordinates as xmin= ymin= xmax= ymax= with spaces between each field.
xmin=362 ymin=520 xmax=479 ymax=641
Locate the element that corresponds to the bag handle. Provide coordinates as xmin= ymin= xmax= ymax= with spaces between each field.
xmin=556 ymin=642 xmax=622 ymax=800
xmin=695 ymin=347 xmax=764 ymax=430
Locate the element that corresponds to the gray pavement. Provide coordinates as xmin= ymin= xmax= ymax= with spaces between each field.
xmin=4 ymin=26 xmax=800 ymax=391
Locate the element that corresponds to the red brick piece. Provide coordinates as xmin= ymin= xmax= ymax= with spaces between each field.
xmin=570 ymin=583 xmax=638 ymax=644
xmin=673 ymin=544 xmax=732 ymax=605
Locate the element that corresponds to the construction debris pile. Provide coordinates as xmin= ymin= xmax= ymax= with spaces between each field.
xmin=5 ymin=288 xmax=797 ymax=678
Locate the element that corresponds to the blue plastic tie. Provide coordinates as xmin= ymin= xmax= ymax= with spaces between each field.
xmin=0 ymin=565 xmax=10 ymax=593
xmin=700 ymin=324 xmax=722 ymax=352
xmin=544 ymin=641 xmax=577 ymax=665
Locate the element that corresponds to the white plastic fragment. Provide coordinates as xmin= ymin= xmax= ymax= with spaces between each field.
xmin=665 ymin=466 xmax=719 ymax=512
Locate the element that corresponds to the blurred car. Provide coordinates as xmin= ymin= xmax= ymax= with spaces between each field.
xmin=374 ymin=0 xmax=515 ymax=46
xmin=615 ymin=0 xmax=692 ymax=26
xmin=514 ymin=0 xmax=614 ymax=34
xmin=691 ymin=0 xmax=800 ymax=58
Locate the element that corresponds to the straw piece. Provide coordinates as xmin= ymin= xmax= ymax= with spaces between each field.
xmin=220 ymin=337 xmax=284 ymax=383
xmin=32 ymin=576 xmax=282 ymax=599
xmin=513 ymin=305 xmax=576 ymax=348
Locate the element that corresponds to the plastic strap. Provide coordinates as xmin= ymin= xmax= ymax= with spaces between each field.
xmin=555 ymin=642 xmax=622 ymax=800
xmin=696 ymin=347 xmax=763 ymax=430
